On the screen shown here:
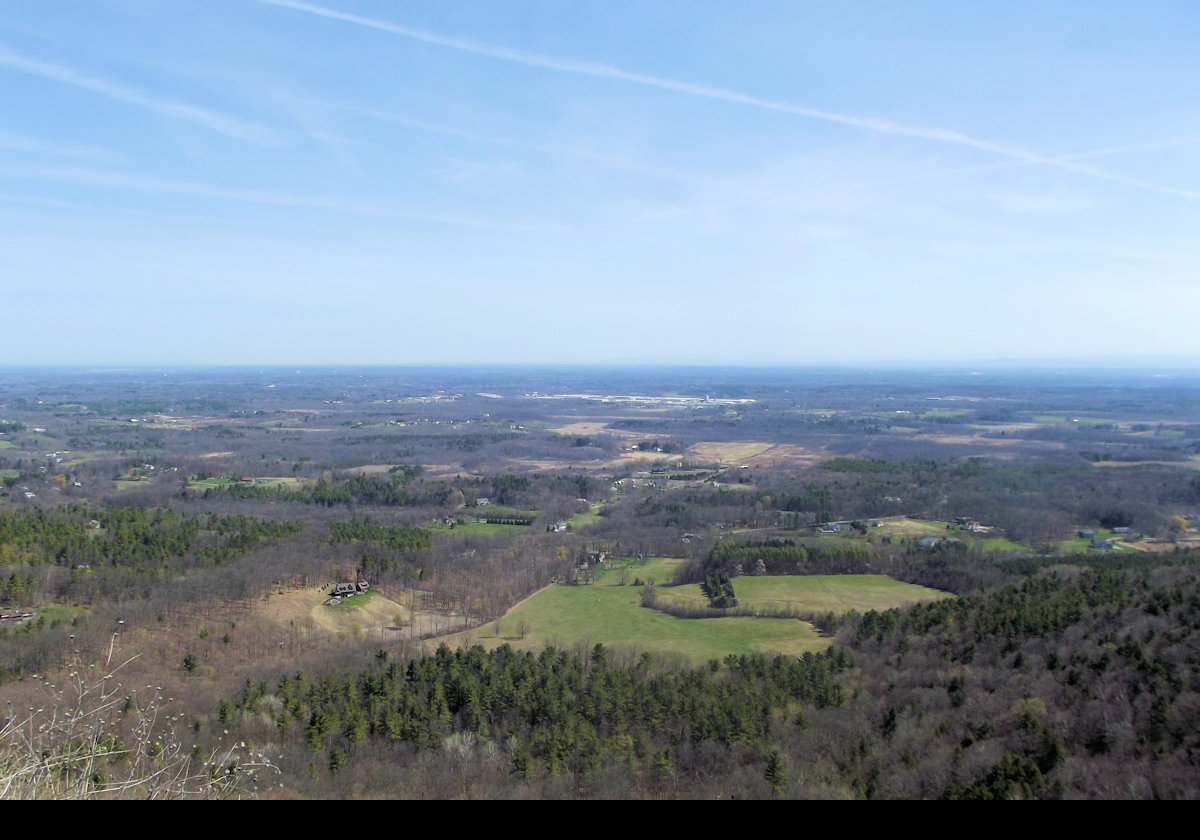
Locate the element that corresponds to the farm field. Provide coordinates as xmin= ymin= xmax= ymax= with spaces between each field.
xmin=437 ymin=559 xmax=951 ymax=663
xmin=653 ymin=573 xmax=952 ymax=614
xmin=443 ymin=584 xmax=829 ymax=663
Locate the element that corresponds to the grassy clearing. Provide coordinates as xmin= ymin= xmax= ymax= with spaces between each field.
xmin=979 ymin=537 xmax=1031 ymax=551
xmin=450 ymin=580 xmax=829 ymax=663
xmin=0 ymin=440 xmax=14 ymax=449
xmin=326 ymin=589 xmax=378 ymax=610
xmin=36 ymin=604 xmax=84 ymax=626
xmin=868 ymin=519 xmax=949 ymax=540
xmin=1032 ymin=415 xmax=1113 ymax=426
xmin=0 ymin=469 xmax=18 ymax=479
xmin=652 ymin=574 xmax=951 ymax=615
xmin=58 ymin=455 xmax=94 ymax=467
xmin=566 ymin=507 xmax=604 ymax=529
xmin=469 ymin=505 xmax=537 ymax=519
xmin=437 ymin=558 xmax=951 ymax=664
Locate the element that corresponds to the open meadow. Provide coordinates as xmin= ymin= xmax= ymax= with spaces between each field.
xmin=436 ymin=558 xmax=951 ymax=663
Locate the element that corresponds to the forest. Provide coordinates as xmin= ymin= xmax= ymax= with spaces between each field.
xmin=0 ymin=364 xmax=1197 ymax=798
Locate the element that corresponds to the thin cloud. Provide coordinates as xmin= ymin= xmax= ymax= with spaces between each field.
xmin=308 ymin=98 xmax=719 ymax=188
xmin=859 ymin=137 xmax=1200 ymax=199
xmin=261 ymin=0 xmax=1198 ymax=202
xmin=0 ymin=129 xmax=114 ymax=161
xmin=1 ymin=163 xmax=570 ymax=232
xmin=0 ymin=48 xmax=280 ymax=145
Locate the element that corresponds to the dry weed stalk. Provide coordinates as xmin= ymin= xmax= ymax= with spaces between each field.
xmin=0 ymin=632 xmax=277 ymax=799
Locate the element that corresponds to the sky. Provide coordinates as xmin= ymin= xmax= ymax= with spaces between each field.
xmin=1 ymin=1 xmax=1198 ymax=367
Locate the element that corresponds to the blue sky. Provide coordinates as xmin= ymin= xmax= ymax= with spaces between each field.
xmin=1 ymin=1 xmax=1198 ymax=366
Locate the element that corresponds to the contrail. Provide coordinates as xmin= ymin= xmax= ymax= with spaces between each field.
xmin=0 ymin=48 xmax=280 ymax=146
xmin=261 ymin=0 xmax=1197 ymax=201
xmin=1 ymin=163 xmax=571 ymax=231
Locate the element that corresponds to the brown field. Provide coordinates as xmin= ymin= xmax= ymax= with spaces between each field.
xmin=1093 ymin=459 xmax=1200 ymax=470
xmin=547 ymin=419 xmax=640 ymax=438
xmin=619 ymin=451 xmax=685 ymax=464
xmin=550 ymin=417 xmax=676 ymax=442
xmin=1123 ymin=538 xmax=1200 ymax=553
xmin=266 ymin=585 xmax=472 ymax=641
xmin=874 ymin=518 xmax=949 ymax=539
xmin=920 ymin=432 xmax=1066 ymax=448
xmin=966 ymin=423 xmax=1043 ymax=434
xmin=420 ymin=462 xmax=471 ymax=477
xmin=688 ymin=441 xmax=823 ymax=467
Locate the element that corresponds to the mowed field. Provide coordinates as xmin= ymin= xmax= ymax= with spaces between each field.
xmin=435 ymin=558 xmax=951 ymax=663
xmin=653 ymin=573 xmax=952 ymax=614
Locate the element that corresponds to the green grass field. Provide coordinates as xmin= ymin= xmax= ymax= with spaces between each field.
xmin=467 ymin=505 xmax=537 ymax=518
xmin=36 ymin=604 xmax=84 ymax=626
xmin=1032 ymin=415 xmax=1113 ymax=426
xmin=978 ymin=537 xmax=1031 ymax=551
xmin=437 ymin=558 xmax=951 ymax=664
xmin=327 ymin=589 xmax=378 ymax=610
xmin=652 ymin=574 xmax=951 ymax=614
xmin=0 ymin=469 xmax=18 ymax=479
xmin=566 ymin=507 xmax=604 ymax=529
